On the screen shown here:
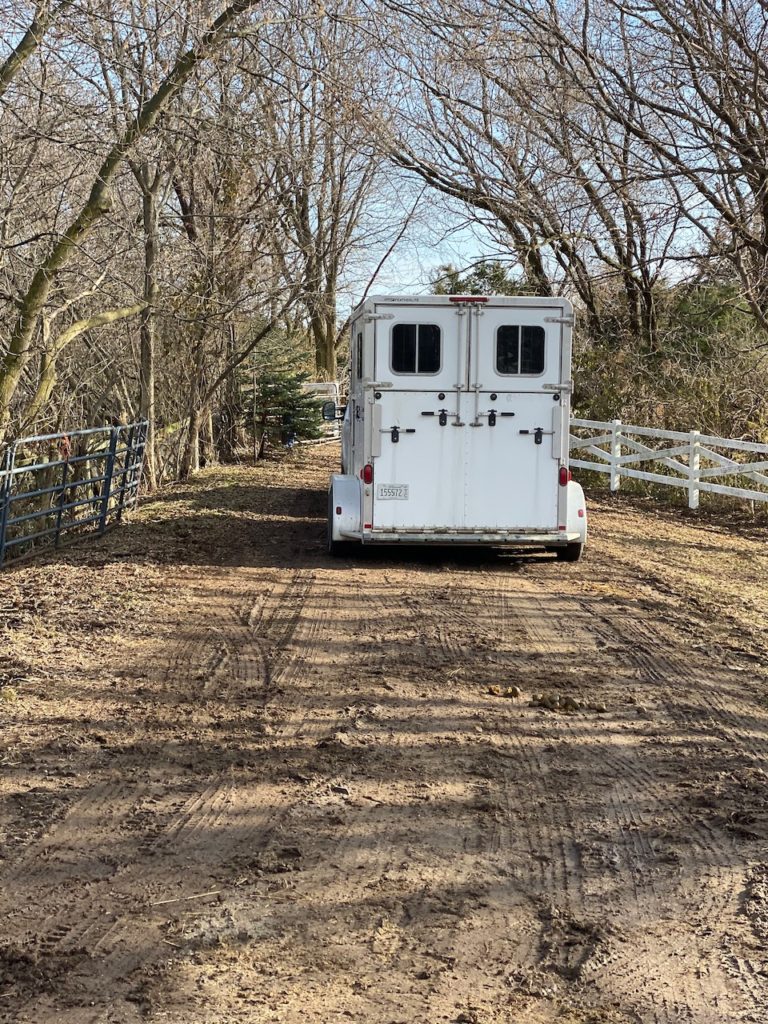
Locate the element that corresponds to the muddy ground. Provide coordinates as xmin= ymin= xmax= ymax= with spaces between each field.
xmin=1 ymin=443 xmax=767 ymax=1024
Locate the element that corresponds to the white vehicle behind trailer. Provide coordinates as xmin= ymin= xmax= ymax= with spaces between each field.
xmin=325 ymin=294 xmax=587 ymax=560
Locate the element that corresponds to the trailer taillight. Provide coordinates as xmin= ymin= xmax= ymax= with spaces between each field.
xmin=448 ymin=295 xmax=489 ymax=303
xmin=559 ymin=467 xmax=572 ymax=486
xmin=362 ymin=464 xmax=374 ymax=484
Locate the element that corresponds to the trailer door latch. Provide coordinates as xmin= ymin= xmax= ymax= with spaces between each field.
xmin=421 ymin=409 xmax=449 ymax=426
xmin=519 ymin=426 xmax=552 ymax=444
xmin=488 ymin=410 xmax=497 ymax=427
xmin=381 ymin=427 xmax=416 ymax=443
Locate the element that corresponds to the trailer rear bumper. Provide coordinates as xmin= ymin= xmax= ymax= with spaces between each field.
xmin=329 ymin=474 xmax=588 ymax=551
xmin=342 ymin=529 xmax=583 ymax=546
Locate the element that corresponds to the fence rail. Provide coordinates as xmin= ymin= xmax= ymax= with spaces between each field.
xmin=0 ymin=421 xmax=147 ymax=567
xmin=570 ymin=418 xmax=768 ymax=508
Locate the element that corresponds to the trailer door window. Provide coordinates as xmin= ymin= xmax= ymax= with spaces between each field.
xmin=496 ymin=325 xmax=545 ymax=375
xmin=391 ymin=323 xmax=441 ymax=374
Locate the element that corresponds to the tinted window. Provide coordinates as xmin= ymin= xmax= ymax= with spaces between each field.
xmin=496 ymin=325 xmax=545 ymax=375
xmin=392 ymin=323 xmax=441 ymax=374
xmin=521 ymin=326 xmax=545 ymax=373
xmin=496 ymin=325 xmax=520 ymax=374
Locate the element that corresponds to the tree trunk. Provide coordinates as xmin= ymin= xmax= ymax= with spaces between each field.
xmin=217 ymin=323 xmax=241 ymax=461
xmin=181 ymin=407 xmax=202 ymax=478
xmin=312 ymin=304 xmax=337 ymax=377
xmin=139 ymin=183 xmax=159 ymax=489
xmin=201 ymin=406 xmax=215 ymax=467
xmin=180 ymin=331 xmax=207 ymax=478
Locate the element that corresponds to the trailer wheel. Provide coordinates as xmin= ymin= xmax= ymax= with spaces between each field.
xmin=555 ymin=542 xmax=583 ymax=563
xmin=328 ymin=535 xmax=355 ymax=557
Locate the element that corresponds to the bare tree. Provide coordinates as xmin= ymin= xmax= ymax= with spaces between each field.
xmin=477 ymin=0 xmax=768 ymax=331
xmin=371 ymin=0 xmax=687 ymax=346
xmin=0 ymin=0 xmax=262 ymax=444
xmin=252 ymin=1 xmax=387 ymax=377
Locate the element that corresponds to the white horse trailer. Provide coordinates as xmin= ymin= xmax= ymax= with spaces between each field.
xmin=325 ymin=295 xmax=587 ymax=560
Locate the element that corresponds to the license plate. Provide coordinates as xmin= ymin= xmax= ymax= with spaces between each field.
xmin=377 ymin=484 xmax=409 ymax=500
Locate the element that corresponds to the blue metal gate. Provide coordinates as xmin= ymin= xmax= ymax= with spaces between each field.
xmin=0 ymin=422 xmax=147 ymax=567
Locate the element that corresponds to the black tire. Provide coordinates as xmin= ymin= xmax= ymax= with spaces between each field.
xmin=328 ymin=535 xmax=355 ymax=557
xmin=555 ymin=542 xmax=583 ymax=563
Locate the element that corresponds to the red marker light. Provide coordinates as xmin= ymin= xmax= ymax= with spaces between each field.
xmin=559 ymin=467 xmax=572 ymax=486
xmin=448 ymin=295 xmax=489 ymax=303
xmin=362 ymin=464 xmax=373 ymax=484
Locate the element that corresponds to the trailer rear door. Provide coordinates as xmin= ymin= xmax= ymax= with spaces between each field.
xmin=462 ymin=305 xmax=563 ymax=530
xmin=371 ymin=303 xmax=465 ymax=530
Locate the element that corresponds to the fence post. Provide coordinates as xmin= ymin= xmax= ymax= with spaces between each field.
xmin=688 ymin=430 xmax=701 ymax=509
xmin=131 ymin=420 xmax=148 ymax=509
xmin=54 ymin=452 xmax=70 ymax=547
xmin=610 ymin=419 xmax=622 ymax=492
xmin=99 ymin=427 xmax=119 ymax=534
xmin=115 ymin=425 xmax=132 ymax=524
xmin=0 ymin=447 xmax=13 ymax=568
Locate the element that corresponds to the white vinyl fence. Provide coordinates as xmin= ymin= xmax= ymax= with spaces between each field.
xmin=570 ymin=419 xmax=768 ymax=509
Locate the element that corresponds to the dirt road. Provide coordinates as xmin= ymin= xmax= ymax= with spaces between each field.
xmin=1 ymin=444 xmax=767 ymax=1024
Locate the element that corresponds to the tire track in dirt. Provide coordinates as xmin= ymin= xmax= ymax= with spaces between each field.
xmin=0 ymin=566 xmax=326 ymax=1023
xmin=146 ymin=570 xmax=418 ymax=1024
xmin=467 ymin=569 xmax=759 ymax=1023
xmin=583 ymin=602 xmax=768 ymax=1020
xmin=335 ymin=572 xmax=578 ymax=1013
xmin=83 ymin=567 xmax=337 ymax=1013
xmin=361 ymin=570 xmax=609 ymax=1018
xmin=592 ymin=603 xmax=768 ymax=764
xmin=236 ymin=568 xmax=514 ymax=1024
xmin=5 ymin=452 xmax=767 ymax=1024
xmin=488 ymin=576 xmax=607 ymax=999
xmin=595 ymin=536 xmax=768 ymax=664
xmin=565 ymin=606 xmax=752 ymax=1020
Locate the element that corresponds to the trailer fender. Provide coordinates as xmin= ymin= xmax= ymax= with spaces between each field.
xmin=566 ymin=480 xmax=588 ymax=545
xmin=329 ymin=474 xmax=362 ymax=541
